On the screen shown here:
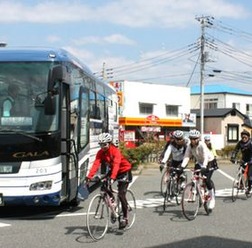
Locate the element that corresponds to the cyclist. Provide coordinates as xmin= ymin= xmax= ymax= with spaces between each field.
xmin=181 ymin=129 xmax=218 ymax=211
xmin=230 ymin=130 xmax=252 ymax=195
xmin=158 ymin=131 xmax=175 ymax=163
xmin=159 ymin=130 xmax=189 ymax=187
xmin=204 ymin=135 xmax=217 ymax=159
xmin=86 ymin=132 xmax=132 ymax=229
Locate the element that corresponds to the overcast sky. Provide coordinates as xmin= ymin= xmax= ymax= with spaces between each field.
xmin=1 ymin=0 xmax=252 ymax=90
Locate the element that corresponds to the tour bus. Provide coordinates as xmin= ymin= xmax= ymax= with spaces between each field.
xmin=0 ymin=47 xmax=119 ymax=206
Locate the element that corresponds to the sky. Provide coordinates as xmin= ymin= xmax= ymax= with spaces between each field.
xmin=1 ymin=0 xmax=252 ymax=91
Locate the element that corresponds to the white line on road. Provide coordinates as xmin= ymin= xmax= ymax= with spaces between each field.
xmin=217 ymin=168 xmax=234 ymax=181
xmin=0 ymin=222 xmax=11 ymax=228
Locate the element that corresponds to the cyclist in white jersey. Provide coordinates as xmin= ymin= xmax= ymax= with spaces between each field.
xmin=181 ymin=129 xmax=218 ymax=211
xmin=160 ymin=130 xmax=189 ymax=185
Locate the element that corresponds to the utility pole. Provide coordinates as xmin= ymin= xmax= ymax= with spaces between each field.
xmin=196 ymin=16 xmax=214 ymax=138
xmin=200 ymin=17 xmax=205 ymax=138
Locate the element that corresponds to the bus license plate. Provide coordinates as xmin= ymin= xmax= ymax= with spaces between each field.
xmin=0 ymin=166 xmax=12 ymax=173
xmin=0 ymin=193 xmax=4 ymax=206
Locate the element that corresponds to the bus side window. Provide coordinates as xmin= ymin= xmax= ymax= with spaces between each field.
xmin=95 ymin=105 xmax=101 ymax=119
xmin=89 ymin=90 xmax=96 ymax=118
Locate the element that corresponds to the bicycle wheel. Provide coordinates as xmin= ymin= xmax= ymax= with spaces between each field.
xmin=160 ymin=170 xmax=169 ymax=197
xmin=203 ymin=189 xmax=210 ymax=215
xmin=117 ymin=189 xmax=136 ymax=230
xmin=86 ymin=194 xmax=109 ymax=241
xmin=203 ymin=180 xmax=215 ymax=214
xmin=181 ymin=182 xmax=200 ymax=221
xmin=232 ymin=174 xmax=242 ymax=202
xmin=175 ymin=179 xmax=182 ymax=205
xmin=163 ymin=179 xmax=172 ymax=211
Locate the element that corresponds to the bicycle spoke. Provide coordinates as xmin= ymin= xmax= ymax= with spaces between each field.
xmin=182 ymin=183 xmax=199 ymax=220
xmin=125 ymin=189 xmax=136 ymax=230
xmin=86 ymin=194 xmax=109 ymax=240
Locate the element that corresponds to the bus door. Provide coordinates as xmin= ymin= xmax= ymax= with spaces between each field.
xmin=60 ymin=83 xmax=78 ymax=202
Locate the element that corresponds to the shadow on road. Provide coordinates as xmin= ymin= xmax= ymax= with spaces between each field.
xmin=146 ymin=235 xmax=252 ymax=248
xmin=0 ymin=205 xmax=81 ymax=219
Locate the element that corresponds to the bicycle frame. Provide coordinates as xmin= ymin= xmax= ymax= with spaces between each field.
xmin=182 ymin=168 xmax=214 ymax=220
xmin=191 ymin=172 xmax=209 ymax=206
xmin=86 ymin=175 xmax=136 ymax=241
xmin=163 ymin=166 xmax=183 ymax=209
xmin=231 ymin=161 xmax=250 ymax=202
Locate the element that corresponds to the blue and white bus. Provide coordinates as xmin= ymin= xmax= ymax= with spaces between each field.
xmin=0 ymin=47 xmax=119 ymax=206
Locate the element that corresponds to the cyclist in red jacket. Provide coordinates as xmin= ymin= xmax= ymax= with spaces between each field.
xmin=86 ymin=132 xmax=132 ymax=229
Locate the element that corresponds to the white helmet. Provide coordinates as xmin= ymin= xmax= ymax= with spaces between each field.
xmin=173 ymin=130 xmax=184 ymax=139
xmin=204 ymin=135 xmax=211 ymax=141
xmin=98 ymin=133 xmax=112 ymax=144
xmin=189 ymin=129 xmax=201 ymax=139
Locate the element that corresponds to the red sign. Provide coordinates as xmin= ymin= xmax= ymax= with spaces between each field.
xmin=146 ymin=115 xmax=159 ymax=125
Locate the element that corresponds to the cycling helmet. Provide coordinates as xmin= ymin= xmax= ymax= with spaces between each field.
xmin=98 ymin=133 xmax=112 ymax=144
xmin=189 ymin=129 xmax=201 ymax=139
xmin=173 ymin=130 xmax=184 ymax=139
xmin=204 ymin=135 xmax=211 ymax=141
xmin=241 ymin=130 xmax=250 ymax=137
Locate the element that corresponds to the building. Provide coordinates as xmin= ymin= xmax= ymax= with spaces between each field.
xmin=191 ymin=84 xmax=252 ymax=117
xmin=110 ymin=80 xmax=195 ymax=144
xmin=191 ymin=84 xmax=252 ymax=148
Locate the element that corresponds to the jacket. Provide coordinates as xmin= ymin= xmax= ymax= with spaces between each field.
xmin=87 ymin=144 xmax=132 ymax=180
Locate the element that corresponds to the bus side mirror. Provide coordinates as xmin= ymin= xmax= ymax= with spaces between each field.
xmin=48 ymin=65 xmax=68 ymax=93
xmin=44 ymin=94 xmax=56 ymax=115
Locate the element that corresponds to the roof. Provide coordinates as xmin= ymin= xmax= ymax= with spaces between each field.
xmin=191 ymin=108 xmax=252 ymax=128
xmin=191 ymin=84 xmax=252 ymax=95
xmin=191 ymin=108 xmax=247 ymax=118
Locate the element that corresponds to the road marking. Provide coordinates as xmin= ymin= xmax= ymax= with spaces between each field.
xmin=217 ymin=168 xmax=234 ymax=181
xmin=0 ymin=222 xmax=11 ymax=228
xmin=51 ymin=188 xmax=235 ymax=217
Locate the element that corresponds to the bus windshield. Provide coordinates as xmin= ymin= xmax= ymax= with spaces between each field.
xmin=0 ymin=62 xmax=59 ymax=133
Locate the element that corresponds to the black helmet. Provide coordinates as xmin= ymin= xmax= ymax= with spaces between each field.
xmin=241 ymin=130 xmax=250 ymax=137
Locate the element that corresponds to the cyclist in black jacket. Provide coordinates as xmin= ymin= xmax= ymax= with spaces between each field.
xmin=230 ymin=130 xmax=252 ymax=195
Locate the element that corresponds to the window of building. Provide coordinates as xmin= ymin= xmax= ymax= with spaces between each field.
xmin=204 ymin=98 xmax=218 ymax=109
xmin=139 ymin=103 xmax=153 ymax=114
xmin=232 ymin=102 xmax=240 ymax=110
xmin=246 ymin=104 xmax=252 ymax=117
xmin=166 ymin=105 xmax=178 ymax=117
xmin=227 ymin=124 xmax=239 ymax=142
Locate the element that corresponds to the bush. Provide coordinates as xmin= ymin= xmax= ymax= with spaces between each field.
xmin=119 ymin=141 xmax=164 ymax=170
xmin=220 ymin=145 xmax=241 ymax=159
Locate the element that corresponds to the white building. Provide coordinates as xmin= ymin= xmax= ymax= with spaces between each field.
xmin=110 ymin=80 xmax=195 ymax=142
xmin=191 ymin=84 xmax=252 ymax=118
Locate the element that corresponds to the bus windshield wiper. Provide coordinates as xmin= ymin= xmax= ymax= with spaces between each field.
xmin=0 ymin=128 xmax=42 ymax=142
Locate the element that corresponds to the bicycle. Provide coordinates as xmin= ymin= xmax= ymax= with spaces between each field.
xmin=231 ymin=161 xmax=251 ymax=202
xmin=181 ymin=168 xmax=215 ymax=221
xmin=160 ymin=161 xmax=172 ymax=197
xmin=86 ymin=175 xmax=136 ymax=241
xmin=163 ymin=166 xmax=185 ymax=210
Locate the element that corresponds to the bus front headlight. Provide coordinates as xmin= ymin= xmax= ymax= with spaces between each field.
xmin=29 ymin=181 xmax=52 ymax=191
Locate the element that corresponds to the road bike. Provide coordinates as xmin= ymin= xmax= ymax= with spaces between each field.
xmin=231 ymin=161 xmax=251 ymax=202
xmin=181 ymin=168 xmax=215 ymax=221
xmin=86 ymin=175 xmax=136 ymax=241
xmin=163 ymin=166 xmax=185 ymax=210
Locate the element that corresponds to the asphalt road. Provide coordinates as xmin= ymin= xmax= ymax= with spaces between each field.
xmin=0 ymin=162 xmax=252 ymax=248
